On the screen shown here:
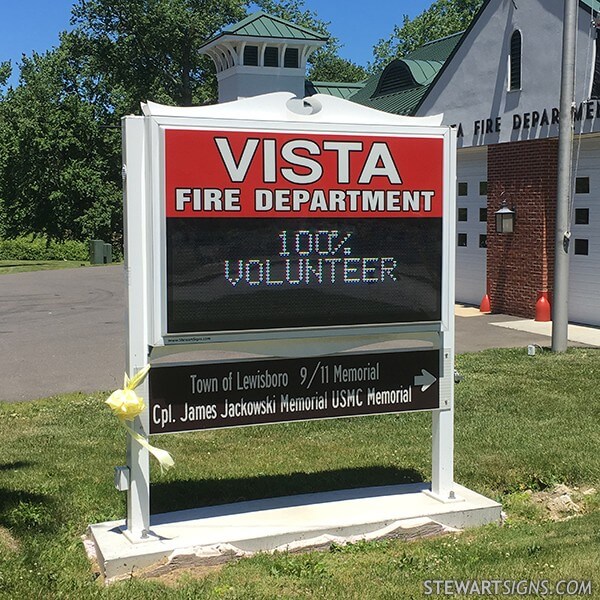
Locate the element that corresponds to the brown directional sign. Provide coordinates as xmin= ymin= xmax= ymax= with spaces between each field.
xmin=149 ymin=350 xmax=439 ymax=434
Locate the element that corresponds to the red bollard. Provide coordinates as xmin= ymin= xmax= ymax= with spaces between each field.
xmin=479 ymin=293 xmax=491 ymax=313
xmin=535 ymin=291 xmax=551 ymax=322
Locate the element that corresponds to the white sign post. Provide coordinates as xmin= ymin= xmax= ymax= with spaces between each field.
xmin=122 ymin=117 xmax=151 ymax=538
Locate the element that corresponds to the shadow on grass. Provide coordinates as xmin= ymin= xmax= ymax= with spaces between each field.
xmin=151 ymin=465 xmax=423 ymax=513
xmin=0 ymin=459 xmax=61 ymax=535
xmin=0 ymin=461 xmax=32 ymax=472
xmin=0 ymin=488 xmax=59 ymax=535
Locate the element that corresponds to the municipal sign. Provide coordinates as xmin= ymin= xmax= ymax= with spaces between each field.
xmin=118 ymin=94 xmax=457 ymax=539
xmin=149 ymin=350 xmax=440 ymax=434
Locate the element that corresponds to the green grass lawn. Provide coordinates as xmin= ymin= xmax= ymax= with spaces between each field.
xmin=0 ymin=260 xmax=124 ymax=274
xmin=0 ymin=260 xmax=91 ymax=274
xmin=1 ymin=348 xmax=599 ymax=598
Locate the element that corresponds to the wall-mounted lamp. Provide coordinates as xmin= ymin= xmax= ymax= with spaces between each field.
xmin=495 ymin=202 xmax=516 ymax=233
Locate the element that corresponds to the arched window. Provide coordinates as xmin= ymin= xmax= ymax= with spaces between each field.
xmin=591 ymin=25 xmax=600 ymax=99
xmin=509 ymin=30 xmax=522 ymax=91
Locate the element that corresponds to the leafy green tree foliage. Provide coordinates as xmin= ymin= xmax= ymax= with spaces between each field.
xmin=0 ymin=0 xmax=364 ymax=245
xmin=255 ymin=0 xmax=328 ymax=36
xmin=0 ymin=49 xmax=121 ymax=242
xmin=68 ymin=0 xmax=248 ymax=113
xmin=67 ymin=0 xmax=365 ymax=115
xmin=0 ymin=61 xmax=12 ymax=235
xmin=308 ymin=53 xmax=366 ymax=83
xmin=371 ymin=0 xmax=483 ymax=71
xmin=0 ymin=61 xmax=11 ymax=92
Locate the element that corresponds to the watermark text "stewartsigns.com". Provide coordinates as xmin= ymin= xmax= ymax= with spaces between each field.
xmin=424 ymin=580 xmax=592 ymax=596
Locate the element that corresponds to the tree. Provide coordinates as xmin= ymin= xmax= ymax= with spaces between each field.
xmin=67 ymin=0 xmax=248 ymax=113
xmin=67 ymin=0 xmax=365 ymax=114
xmin=371 ymin=0 xmax=483 ymax=71
xmin=0 ymin=49 xmax=121 ymax=242
xmin=0 ymin=61 xmax=11 ymax=94
xmin=308 ymin=53 xmax=366 ymax=83
xmin=0 ymin=0 xmax=364 ymax=245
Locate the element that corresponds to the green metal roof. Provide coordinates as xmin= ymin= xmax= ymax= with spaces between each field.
xmin=305 ymin=80 xmax=366 ymax=99
xmin=403 ymin=31 xmax=465 ymax=62
xmin=351 ymin=81 xmax=431 ymax=116
xmin=203 ymin=11 xmax=328 ymax=47
xmin=349 ymin=31 xmax=463 ymax=116
xmin=401 ymin=59 xmax=444 ymax=85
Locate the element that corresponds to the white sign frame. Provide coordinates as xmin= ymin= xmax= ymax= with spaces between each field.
xmin=121 ymin=93 xmax=456 ymax=539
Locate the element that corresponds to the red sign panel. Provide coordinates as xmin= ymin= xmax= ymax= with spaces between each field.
xmin=163 ymin=127 xmax=445 ymax=334
xmin=165 ymin=129 xmax=443 ymax=219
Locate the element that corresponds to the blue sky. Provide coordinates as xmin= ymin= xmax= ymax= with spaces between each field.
xmin=0 ymin=0 xmax=433 ymax=86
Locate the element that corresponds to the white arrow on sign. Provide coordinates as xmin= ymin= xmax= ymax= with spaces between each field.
xmin=414 ymin=369 xmax=437 ymax=392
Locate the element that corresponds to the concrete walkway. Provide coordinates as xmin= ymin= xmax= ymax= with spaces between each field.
xmin=490 ymin=318 xmax=600 ymax=347
xmin=454 ymin=304 xmax=600 ymax=352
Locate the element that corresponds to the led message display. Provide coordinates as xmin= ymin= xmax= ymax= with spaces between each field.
xmin=164 ymin=129 xmax=444 ymax=334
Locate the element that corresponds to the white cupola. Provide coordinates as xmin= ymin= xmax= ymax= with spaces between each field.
xmin=200 ymin=11 xmax=327 ymax=103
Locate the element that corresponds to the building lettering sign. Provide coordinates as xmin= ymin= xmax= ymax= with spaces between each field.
xmin=149 ymin=349 xmax=440 ymax=434
xmin=163 ymin=129 xmax=445 ymax=336
xmin=452 ymin=100 xmax=600 ymax=140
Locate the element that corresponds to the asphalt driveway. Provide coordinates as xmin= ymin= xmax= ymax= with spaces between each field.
xmin=0 ymin=265 xmax=554 ymax=402
xmin=0 ymin=266 xmax=126 ymax=401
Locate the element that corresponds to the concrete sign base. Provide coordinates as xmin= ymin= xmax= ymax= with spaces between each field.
xmin=87 ymin=483 xmax=501 ymax=583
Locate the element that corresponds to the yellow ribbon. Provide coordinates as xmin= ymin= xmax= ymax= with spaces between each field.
xmin=105 ymin=365 xmax=174 ymax=473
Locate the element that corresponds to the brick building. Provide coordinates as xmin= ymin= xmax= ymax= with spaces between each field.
xmin=355 ymin=0 xmax=600 ymax=326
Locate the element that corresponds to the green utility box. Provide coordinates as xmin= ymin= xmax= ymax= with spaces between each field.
xmin=103 ymin=243 xmax=112 ymax=264
xmin=89 ymin=239 xmax=113 ymax=264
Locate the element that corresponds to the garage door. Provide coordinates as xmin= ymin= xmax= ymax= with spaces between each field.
xmin=455 ymin=147 xmax=488 ymax=305
xmin=569 ymin=135 xmax=600 ymax=326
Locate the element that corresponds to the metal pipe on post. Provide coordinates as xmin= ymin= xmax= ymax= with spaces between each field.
xmin=552 ymin=0 xmax=577 ymax=352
